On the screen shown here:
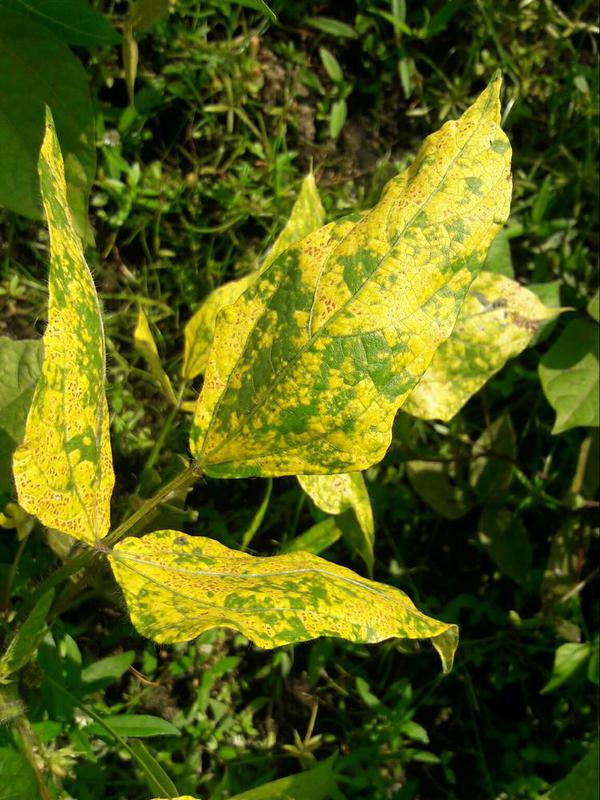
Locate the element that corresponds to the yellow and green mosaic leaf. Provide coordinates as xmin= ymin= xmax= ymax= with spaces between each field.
xmin=260 ymin=170 xmax=326 ymax=273
xmin=183 ymin=273 xmax=255 ymax=381
xmin=134 ymin=306 xmax=177 ymax=404
xmin=298 ymin=472 xmax=374 ymax=571
xmin=110 ymin=529 xmax=458 ymax=672
xmin=191 ymin=75 xmax=512 ymax=478
xmin=182 ymin=173 xmax=325 ymax=380
xmin=403 ymin=271 xmax=561 ymax=422
xmin=12 ymin=109 xmax=114 ymax=545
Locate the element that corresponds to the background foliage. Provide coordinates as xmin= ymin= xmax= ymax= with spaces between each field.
xmin=0 ymin=1 xmax=598 ymax=798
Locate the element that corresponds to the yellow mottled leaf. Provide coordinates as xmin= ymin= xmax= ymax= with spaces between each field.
xmin=110 ymin=530 xmax=458 ymax=673
xmin=190 ymin=75 xmax=512 ymax=478
xmin=182 ymin=274 xmax=255 ymax=380
xmin=403 ymin=271 xmax=561 ymax=421
xmin=261 ymin=171 xmax=325 ymax=273
xmin=134 ymin=307 xmax=177 ymax=404
xmin=182 ymin=173 xmax=325 ymax=380
xmin=13 ymin=110 xmax=114 ymax=544
xmin=298 ymin=472 xmax=374 ymax=571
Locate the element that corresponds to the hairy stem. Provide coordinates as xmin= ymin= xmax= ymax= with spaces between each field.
xmin=103 ymin=461 xmax=200 ymax=548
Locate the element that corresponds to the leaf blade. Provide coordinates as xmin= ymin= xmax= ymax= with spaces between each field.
xmin=191 ymin=75 xmax=512 ymax=478
xmin=183 ymin=173 xmax=325 ymax=380
xmin=298 ymin=472 xmax=374 ymax=571
xmin=538 ymin=319 xmax=599 ymax=434
xmin=403 ymin=271 xmax=561 ymax=421
xmin=110 ymin=530 xmax=458 ymax=672
xmin=134 ymin=307 xmax=176 ymax=404
xmin=12 ymin=110 xmax=114 ymax=544
xmin=0 ymin=10 xmax=96 ymax=235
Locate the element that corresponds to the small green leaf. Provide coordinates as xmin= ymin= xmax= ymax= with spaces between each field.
xmin=0 ymin=0 xmax=121 ymax=45
xmin=0 ymin=589 xmax=55 ymax=679
xmin=0 ymin=337 xmax=43 ymax=493
xmin=329 ymin=98 xmax=347 ymax=138
xmin=87 ymin=714 xmax=180 ymax=739
xmin=407 ymin=461 xmax=472 ymax=520
xmin=478 ymin=507 xmax=531 ymax=585
xmin=0 ymin=748 xmax=41 ymax=800
xmin=80 ymin=651 xmax=135 ymax=688
xmin=541 ymin=642 xmax=591 ymax=693
xmin=281 ymin=518 xmax=342 ymax=555
xmin=469 ymin=412 xmax=516 ymax=502
xmin=307 ymin=17 xmax=358 ymax=38
xmin=539 ymin=319 xmax=599 ymax=434
xmin=0 ymin=10 xmax=96 ymax=235
xmin=228 ymin=756 xmax=338 ymax=800
xmin=110 ymin=530 xmax=458 ymax=673
xmin=298 ymin=472 xmax=374 ymax=571
xmin=404 ymin=271 xmax=561 ymax=422
xmin=319 ymin=46 xmax=343 ymax=83
xmin=191 ymin=76 xmax=511 ymax=478
xmin=134 ymin=307 xmax=176 ymax=404
xmin=129 ymin=740 xmax=180 ymax=798
xmin=549 ymin=741 xmax=599 ymax=800
xmin=12 ymin=110 xmax=114 ymax=544
xmin=183 ymin=173 xmax=325 ymax=380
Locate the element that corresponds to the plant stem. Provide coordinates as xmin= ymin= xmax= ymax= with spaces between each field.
xmin=103 ymin=461 xmax=200 ymax=548
xmin=14 ymin=715 xmax=54 ymax=800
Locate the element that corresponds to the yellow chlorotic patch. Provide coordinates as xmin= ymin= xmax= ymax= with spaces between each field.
xmin=12 ymin=109 xmax=114 ymax=544
xmin=298 ymin=472 xmax=374 ymax=571
xmin=190 ymin=75 xmax=512 ymax=478
xmin=134 ymin=306 xmax=177 ymax=404
xmin=183 ymin=274 xmax=255 ymax=380
xmin=182 ymin=172 xmax=325 ymax=380
xmin=110 ymin=529 xmax=458 ymax=673
xmin=404 ymin=270 xmax=562 ymax=421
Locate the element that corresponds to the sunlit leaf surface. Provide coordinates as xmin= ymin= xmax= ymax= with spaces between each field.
xmin=538 ymin=319 xmax=599 ymax=434
xmin=191 ymin=75 xmax=512 ymax=478
xmin=298 ymin=472 xmax=374 ymax=570
xmin=404 ymin=271 xmax=560 ymax=421
xmin=13 ymin=110 xmax=114 ymax=544
xmin=110 ymin=530 xmax=458 ymax=672
xmin=182 ymin=173 xmax=325 ymax=380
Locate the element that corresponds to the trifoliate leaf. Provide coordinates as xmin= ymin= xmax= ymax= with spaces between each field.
xmin=191 ymin=75 xmax=512 ymax=478
xmin=13 ymin=110 xmax=114 ymax=544
xmin=404 ymin=271 xmax=561 ymax=421
xmin=110 ymin=530 xmax=458 ymax=672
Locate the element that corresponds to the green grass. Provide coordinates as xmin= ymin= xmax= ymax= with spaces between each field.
xmin=0 ymin=1 xmax=598 ymax=798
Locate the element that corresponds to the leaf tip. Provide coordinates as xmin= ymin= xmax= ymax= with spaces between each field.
xmin=431 ymin=624 xmax=459 ymax=674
